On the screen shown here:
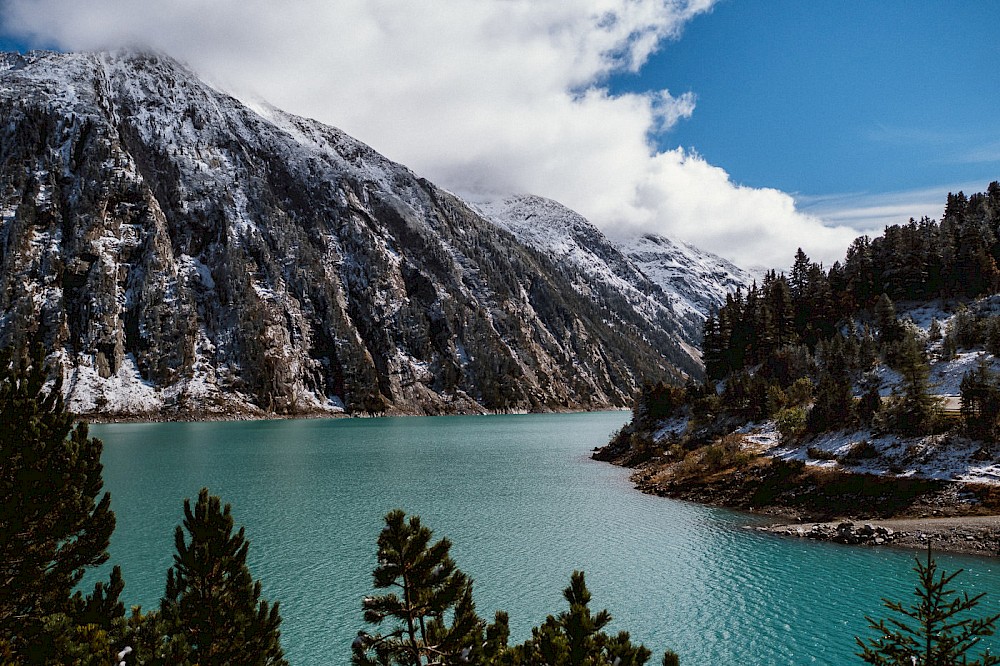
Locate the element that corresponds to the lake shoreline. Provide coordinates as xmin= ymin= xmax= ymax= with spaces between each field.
xmin=89 ymin=411 xmax=1000 ymax=663
xmin=596 ymin=447 xmax=1000 ymax=558
xmin=754 ymin=515 xmax=1000 ymax=557
xmin=81 ymin=405 xmax=627 ymax=425
xmin=89 ymin=405 xmax=1000 ymax=558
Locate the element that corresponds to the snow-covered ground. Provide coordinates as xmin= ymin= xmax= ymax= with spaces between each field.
xmin=929 ymin=351 xmax=998 ymax=394
xmin=643 ymin=297 xmax=1000 ymax=486
xmin=731 ymin=421 xmax=1000 ymax=485
xmin=56 ymin=349 xmax=344 ymax=418
xmin=862 ymin=299 xmax=1000 ymax=398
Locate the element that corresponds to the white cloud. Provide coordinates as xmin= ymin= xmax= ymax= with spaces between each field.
xmin=2 ymin=0 xmax=866 ymax=269
xmin=957 ymin=141 xmax=1000 ymax=165
xmin=651 ymin=89 xmax=697 ymax=132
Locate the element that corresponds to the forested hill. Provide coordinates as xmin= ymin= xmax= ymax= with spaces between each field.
xmin=594 ymin=184 xmax=1000 ymax=522
xmin=603 ymin=182 xmax=1000 ymax=473
xmin=703 ymin=183 xmax=1000 ymax=384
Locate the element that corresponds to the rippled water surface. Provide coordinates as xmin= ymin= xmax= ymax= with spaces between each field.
xmin=91 ymin=413 xmax=1000 ymax=665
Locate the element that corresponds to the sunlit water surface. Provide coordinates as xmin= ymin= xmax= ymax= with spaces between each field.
xmin=89 ymin=412 xmax=1000 ymax=665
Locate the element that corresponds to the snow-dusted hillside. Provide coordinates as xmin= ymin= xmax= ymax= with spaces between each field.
xmin=647 ymin=297 xmax=1000 ymax=485
xmin=0 ymin=50 xmax=695 ymax=418
xmin=473 ymin=194 xmax=756 ymax=349
xmin=618 ymin=233 xmax=758 ymax=324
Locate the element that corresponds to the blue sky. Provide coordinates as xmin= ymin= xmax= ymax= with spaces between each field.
xmin=611 ymin=0 xmax=1000 ymax=219
xmin=1 ymin=0 xmax=996 ymax=268
xmin=0 ymin=36 xmax=24 ymax=51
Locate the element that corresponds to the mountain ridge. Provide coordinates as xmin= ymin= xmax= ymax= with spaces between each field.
xmin=471 ymin=193 xmax=756 ymax=351
xmin=0 ymin=49 xmax=710 ymax=418
xmin=618 ymin=232 xmax=759 ymax=331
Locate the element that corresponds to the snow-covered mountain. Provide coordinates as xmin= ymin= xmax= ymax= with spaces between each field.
xmin=0 ymin=50 xmax=698 ymax=418
xmin=618 ymin=233 xmax=759 ymax=325
xmin=472 ymin=194 xmax=756 ymax=348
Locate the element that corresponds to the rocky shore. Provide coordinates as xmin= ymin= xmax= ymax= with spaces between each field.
xmin=759 ymin=515 xmax=1000 ymax=556
xmin=599 ymin=442 xmax=1000 ymax=557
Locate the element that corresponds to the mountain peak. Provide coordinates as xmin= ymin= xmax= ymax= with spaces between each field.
xmin=619 ymin=232 xmax=758 ymax=318
xmin=0 ymin=51 xmax=693 ymax=418
xmin=473 ymin=193 xmax=757 ymax=350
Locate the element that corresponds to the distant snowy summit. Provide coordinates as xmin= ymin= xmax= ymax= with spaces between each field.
xmin=618 ymin=233 xmax=759 ymax=324
xmin=0 ymin=50 xmax=715 ymax=419
xmin=472 ymin=194 xmax=757 ymax=348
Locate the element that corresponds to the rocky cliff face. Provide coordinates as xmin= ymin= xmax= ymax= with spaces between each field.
xmin=473 ymin=194 xmax=756 ymax=352
xmin=0 ymin=50 xmax=693 ymax=418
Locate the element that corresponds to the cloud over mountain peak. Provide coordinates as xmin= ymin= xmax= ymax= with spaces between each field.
xmin=3 ymin=0 xmax=867 ymax=268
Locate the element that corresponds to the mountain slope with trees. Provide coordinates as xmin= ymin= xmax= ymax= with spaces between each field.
xmin=598 ymin=183 xmax=1000 ymax=520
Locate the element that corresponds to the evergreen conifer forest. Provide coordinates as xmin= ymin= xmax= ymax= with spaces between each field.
xmin=628 ymin=183 xmax=1000 ymax=445
xmin=596 ymin=183 xmax=1000 ymax=528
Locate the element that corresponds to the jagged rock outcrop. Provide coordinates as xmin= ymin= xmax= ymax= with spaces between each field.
xmin=0 ymin=50 xmax=694 ymax=418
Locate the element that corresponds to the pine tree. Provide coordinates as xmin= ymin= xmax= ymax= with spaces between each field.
xmin=858 ymin=325 xmax=879 ymax=369
xmin=161 ymin=488 xmax=287 ymax=666
xmin=938 ymin=216 xmax=961 ymax=295
xmin=354 ymin=510 xmax=485 ymax=665
xmin=944 ymin=191 xmax=969 ymax=224
xmin=702 ymin=314 xmax=725 ymax=380
xmin=119 ymin=607 xmax=193 ymax=666
xmin=808 ymin=337 xmax=854 ymax=433
xmin=789 ymin=248 xmax=811 ymax=300
xmin=559 ymin=571 xmax=616 ymax=664
xmin=74 ymin=565 xmax=126 ymax=630
xmin=662 ymin=650 xmax=681 ymax=666
xmin=0 ymin=347 xmax=116 ymax=657
xmin=801 ymin=262 xmax=836 ymax=347
xmin=941 ymin=332 xmax=958 ymax=361
xmin=874 ymin=294 xmax=901 ymax=348
xmin=890 ymin=330 xmax=939 ymax=436
xmin=960 ymin=360 xmax=1000 ymax=441
xmin=483 ymin=610 xmax=511 ymax=663
xmin=928 ymin=318 xmax=943 ymax=342
xmin=845 ymin=235 xmax=876 ymax=305
xmin=951 ymin=210 xmax=1000 ymax=298
xmin=857 ymin=547 xmax=999 ymax=665
xmin=855 ymin=371 xmax=883 ymax=426
xmin=764 ymin=274 xmax=797 ymax=348
xmin=949 ymin=306 xmax=981 ymax=350
xmin=513 ymin=571 xmax=657 ymax=666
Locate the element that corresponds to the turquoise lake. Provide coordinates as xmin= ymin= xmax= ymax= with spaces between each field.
xmin=90 ymin=412 xmax=1000 ymax=665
